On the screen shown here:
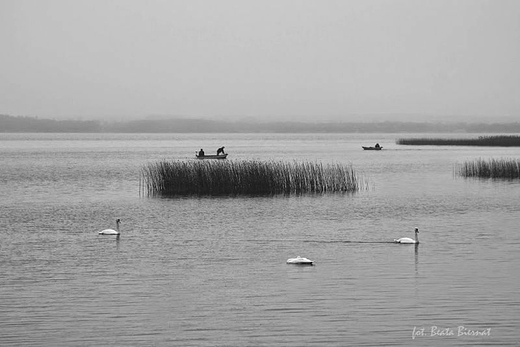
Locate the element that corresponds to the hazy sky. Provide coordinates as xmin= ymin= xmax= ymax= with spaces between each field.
xmin=1 ymin=0 xmax=519 ymax=121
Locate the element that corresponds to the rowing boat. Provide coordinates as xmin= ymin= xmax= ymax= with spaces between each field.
xmin=362 ymin=146 xmax=382 ymax=150
xmin=196 ymin=154 xmax=228 ymax=159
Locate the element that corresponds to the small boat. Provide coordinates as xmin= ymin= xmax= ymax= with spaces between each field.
xmin=286 ymin=256 xmax=314 ymax=265
xmin=196 ymin=153 xmax=228 ymax=159
xmin=362 ymin=146 xmax=383 ymax=150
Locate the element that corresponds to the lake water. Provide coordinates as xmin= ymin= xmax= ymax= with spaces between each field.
xmin=1 ymin=133 xmax=519 ymax=346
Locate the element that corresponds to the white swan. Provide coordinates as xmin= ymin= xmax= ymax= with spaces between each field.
xmin=99 ymin=219 xmax=121 ymax=236
xmin=394 ymin=227 xmax=419 ymax=244
xmin=286 ymin=256 xmax=314 ymax=265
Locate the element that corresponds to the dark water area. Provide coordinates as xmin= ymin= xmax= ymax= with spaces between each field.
xmin=1 ymin=133 xmax=519 ymax=346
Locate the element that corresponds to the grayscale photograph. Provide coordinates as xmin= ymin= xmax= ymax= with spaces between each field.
xmin=1 ymin=0 xmax=519 ymax=346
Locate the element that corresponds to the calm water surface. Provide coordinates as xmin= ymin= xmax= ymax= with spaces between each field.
xmin=1 ymin=133 xmax=519 ymax=346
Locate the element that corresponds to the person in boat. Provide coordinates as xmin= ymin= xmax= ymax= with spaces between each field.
xmin=198 ymin=149 xmax=205 ymax=157
xmin=375 ymin=143 xmax=380 ymax=148
xmin=216 ymin=146 xmax=225 ymax=155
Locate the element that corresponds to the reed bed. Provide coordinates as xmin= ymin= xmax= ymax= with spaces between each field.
xmin=396 ymin=135 xmax=520 ymax=146
xmin=457 ymin=158 xmax=520 ymax=179
xmin=140 ymin=160 xmax=363 ymax=196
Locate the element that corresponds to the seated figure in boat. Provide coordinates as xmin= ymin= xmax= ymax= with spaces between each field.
xmin=217 ymin=146 xmax=225 ymax=155
xmin=375 ymin=143 xmax=380 ymax=148
xmin=198 ymin=149 xmax=205 ymax=157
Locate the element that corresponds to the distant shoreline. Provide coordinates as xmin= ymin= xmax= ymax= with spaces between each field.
xmin=1 ymin=114 xmax=520 ymax=133
xmin=397 ymin=135 xmax=520 ymax=146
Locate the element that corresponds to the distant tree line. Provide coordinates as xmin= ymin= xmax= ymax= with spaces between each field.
xmin=0 ymin=114 xmax=101 ymax=132
xmin=1 ymin=114 xmax=520 ymax=133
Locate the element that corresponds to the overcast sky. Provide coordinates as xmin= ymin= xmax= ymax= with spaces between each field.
xmin=1 ymin=0 xmax=519 ymax=122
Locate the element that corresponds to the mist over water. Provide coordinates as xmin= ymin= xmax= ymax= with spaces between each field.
xmin=1 ymin=133 xmax=519 ymax=346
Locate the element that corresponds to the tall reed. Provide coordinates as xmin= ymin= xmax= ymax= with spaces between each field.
xmin=456 ymin=158 xmax=520 ymax=179
xmin=140 ymin=160 xmax=363 ymax=196
xmin=397 ymin=135 xmax=520 ymax=146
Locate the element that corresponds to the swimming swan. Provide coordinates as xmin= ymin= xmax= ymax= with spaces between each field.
xmin=99 ymin=219 xmax=121 ymax=236
xmin=286 ymin=256 xmax=314 ymax=265
xmin=394 ymin=227 xmax=419 ymax=244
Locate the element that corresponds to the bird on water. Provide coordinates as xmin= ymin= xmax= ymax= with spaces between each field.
xmin=394 ymin=227 xmax=419 ymax=244
xmin=99 ymin=219 xmax=121 ymax=237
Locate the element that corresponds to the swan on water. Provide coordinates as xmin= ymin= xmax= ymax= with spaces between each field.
xmin=286 ymin=256 xmax=314 ymax=265
xmin=394 ymin=227 xmax=419 ymax=244
xmin=99 ymin=219 xmax=121 ymax=236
